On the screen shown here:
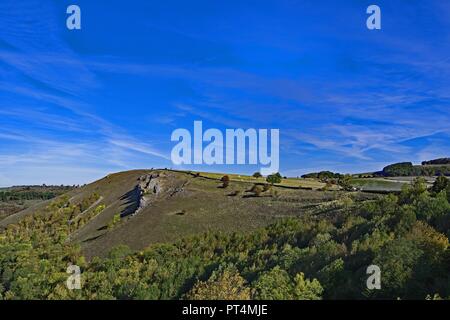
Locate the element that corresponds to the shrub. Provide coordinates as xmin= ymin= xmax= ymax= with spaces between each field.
xmin=94 ymin=204 xmax=106 ymax=215
xmin=271 ymin=189 xmax=279 ymax=199
xmin=432 ymin=176 xmax=449 ymax=194
xmin=266 ymin=173 xmax=282 ymax=185
xmin=185 ymin=267 xmax=251 ymax=300
xmin=338 ymin=175 xmax=353 ymax=191
xmin=221 ymin=175 xmax=230 ymax=188
xmin=108 ymin=214 xmax=121 ymax=230
xmin=322 ymin=181 xmax=333 ymax=191
xmin=252 ymin=267 xmax=323 ymax=300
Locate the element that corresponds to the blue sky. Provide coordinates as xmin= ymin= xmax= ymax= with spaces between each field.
xmin=0 ymin=0 xmax=449 ymax=186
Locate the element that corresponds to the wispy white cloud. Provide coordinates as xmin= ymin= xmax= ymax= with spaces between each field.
xmin=109 ymin=139 xmax=170 ymax=160
xmin=0 ymin=1 xmax=172 ymax=185
xmin=1 ymin=0 xmax=449 ymax=183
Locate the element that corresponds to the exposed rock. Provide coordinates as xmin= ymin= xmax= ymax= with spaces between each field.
xmin=132 ymin=171 xmax=188 ymax=216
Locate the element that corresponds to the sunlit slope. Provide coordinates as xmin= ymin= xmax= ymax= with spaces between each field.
xmin=1 ymin=170 xmax=376 ymax=258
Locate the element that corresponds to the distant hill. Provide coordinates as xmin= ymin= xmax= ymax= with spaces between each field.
xmin=422 ymin=158 xmax=450 ymax=165
xmin=301 ymin=158 xmax=450 ymax=178
xmin=379 ymin=159 xmax=450 ymax=177
xmin=301 ymin=171 xmax=342 ymax=179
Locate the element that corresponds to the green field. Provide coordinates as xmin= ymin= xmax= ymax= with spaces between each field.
xmin=350 ymin=178 xmax=407 ymax=192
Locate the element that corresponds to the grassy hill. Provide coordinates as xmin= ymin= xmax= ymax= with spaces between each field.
xmin=1 ymin=169 xmax=374 ymax=258
xmin=378 ymin=161 xmax=450 ymax=177
xmin=1 ymin=170 xmax=450 ymax=300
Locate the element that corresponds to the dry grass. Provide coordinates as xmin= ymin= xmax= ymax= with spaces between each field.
xmin=196 ymin=172 xmax=327 ymax=189
xmin=3 ymin=169 xmax=378 ymax=258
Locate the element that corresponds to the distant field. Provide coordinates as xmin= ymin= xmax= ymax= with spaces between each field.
xmin=351 ymin=176 xmax=437 ymax=192
xmin=351 ymin=178 xmax=407 ymax=192
xmin=196 ymin=172 xmax=328 ymax=189
xmin=0 ymin=185 xmax=75 ymax=221
xmin=383 ymin=176 xmax=436 ymax=183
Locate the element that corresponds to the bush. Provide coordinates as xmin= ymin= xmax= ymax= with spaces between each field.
xmin=94 ymin=204 xmax=106 ymax=215
xmin=338 ymin=175 xmax=353 ymax=191
xmin=108 ymin=214 xmax=121 ymax=229
xmin=252 ymin=267 xmax=323 ymax=300
xmin=323 ymin=181 xmax=333 ymax=191
xmin=432 ymin=176 xmax=449 ymax=194
xmin=221 ymin=175 xmax=230 ymax=188
xmin=185 ymin=267 xmax=251 ymax=300
xmin=253 ymin=172 xmax=263 ymax=178
xmin=266 ymin=173 xmax=282 ymax=184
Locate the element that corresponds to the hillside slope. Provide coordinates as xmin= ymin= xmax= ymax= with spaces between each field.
xmin=1 ymin=169 xmax=375 ymax=258
xmin=2 ymin=172 xmax=450 ymax=299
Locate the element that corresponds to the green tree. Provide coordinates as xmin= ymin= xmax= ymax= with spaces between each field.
xmin=108 ymin=214 xmax=121 ymax=230
xmin=266 ymin=173 xmax=282 ymax=185
xmin=252 ymin=267 xmax=294 ymax=299
xmin=432 ymin=176 xmax=449 ymax=194
xmin=185 ymin=267 xmax=251 ymax=300
xmin=338 ymin=175 xmax=353 ymax=191
xmin=252 ymin=172 xmax=263 ymax=178
xmin=252 ymin=266 xmax=323 ymax=300
xmin=373 ymin=238 xmax=423 ymax=298
xmin=293 ymin=272 xmax=324 ymax=300
xmin=220 ymin=175 xmax=230 ymax=188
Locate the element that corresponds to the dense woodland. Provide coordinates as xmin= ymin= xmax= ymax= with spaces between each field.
xmin=422 ymin=158 xmax=450 ymax=166
xmin=381 ymin=162 xmax=450 ymax=177
xmin=1 ymin=177 xmax=450 ymax=300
